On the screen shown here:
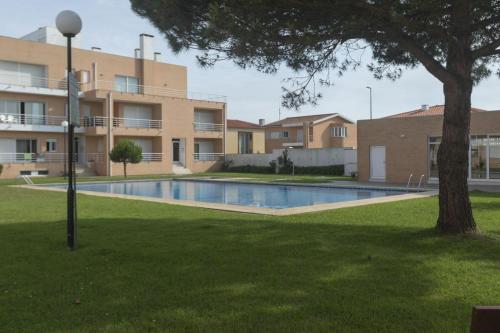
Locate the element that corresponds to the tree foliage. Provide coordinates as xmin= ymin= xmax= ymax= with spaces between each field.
xmin=131 ymin=0 xmax=500 ymax=108
xmin=109 ymin=140 xmax=142 ymax=178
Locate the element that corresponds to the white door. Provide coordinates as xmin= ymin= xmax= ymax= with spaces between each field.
xmin=370 ymin=146 xmax=386 ymax=181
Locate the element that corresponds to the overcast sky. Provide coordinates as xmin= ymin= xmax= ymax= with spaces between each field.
xmin=1 ymin=0 xmax=499 ymax=123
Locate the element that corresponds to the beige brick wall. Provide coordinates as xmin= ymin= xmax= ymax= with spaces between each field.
xmin=226 ymin=128 xmax=265 ymax=154
xmin=357 ymin=111 xmax=500 ymax=183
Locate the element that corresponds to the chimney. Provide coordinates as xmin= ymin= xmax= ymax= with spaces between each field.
xmin=421 ymin=104 xmax=429 ymax=111
xmin=139 ymin=33 xmax=154 ymax=60
xmin=258 ymin=119 xmax=265 ymax=126
xmin=154 ymin=52 xmax=161 ymax=61
xmin=134 ymin=48 xmax=140 ymax=58
xmin=91 ymin=46 xmax=101 ymax=51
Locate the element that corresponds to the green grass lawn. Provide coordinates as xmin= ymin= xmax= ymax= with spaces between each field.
xmin=1 ymin=185 xmax=499 ymax=332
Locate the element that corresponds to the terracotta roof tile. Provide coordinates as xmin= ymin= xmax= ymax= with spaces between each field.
xmin=227 ymin=119 xmax=261 ymax=129
xmin=385 ymin=105 xmax=487 ymax=118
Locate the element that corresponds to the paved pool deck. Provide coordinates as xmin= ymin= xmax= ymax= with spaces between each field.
xmin=15 ymin=178 xmax=438 ymax=216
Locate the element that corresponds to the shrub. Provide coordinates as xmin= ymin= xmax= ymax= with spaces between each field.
xmin=226 ymin=165 xmax=273 ymax=173
xmin=109 ymin=140 xmax=143 ymax=177
xmin=225 ymin=164 xmax=345 ymax=176
xmin=0 ymin=163 xmax=3 ymax=175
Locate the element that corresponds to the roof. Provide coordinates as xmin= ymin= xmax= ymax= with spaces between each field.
xmin=227 ymin=119 xmax=262 ymax=129
xmin=385 ymin=105 xmax=487 ymax=118
xmin=265 ymin=113 xmax=354 ymax=127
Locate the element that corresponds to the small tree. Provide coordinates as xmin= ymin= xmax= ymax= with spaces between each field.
xmin=109 ymin=140 xmax=142 ymax=178
xmin=0 ymin=163 xmax=3 ymax=175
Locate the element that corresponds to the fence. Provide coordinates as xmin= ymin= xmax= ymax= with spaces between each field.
xmin=226 ymin=148 xmax=357 ymax=176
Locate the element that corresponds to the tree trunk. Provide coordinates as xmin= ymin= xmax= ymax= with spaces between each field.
xmin=436 ymin=78 xmax=476 ymax=233
xmin=123 ymin=162 xmax=127 ymax=178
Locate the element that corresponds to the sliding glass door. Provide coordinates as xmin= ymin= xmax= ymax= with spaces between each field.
xmin=471 ymin=135 xmax=488 ymax=179
xmin=429 ymin=135 xmax=500 ymax=180
xmin=489 ymin=136 xmax=500 ymax=179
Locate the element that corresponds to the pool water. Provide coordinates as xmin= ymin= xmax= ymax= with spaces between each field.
xmin=46 ymin=180 xmax=406 ymax=209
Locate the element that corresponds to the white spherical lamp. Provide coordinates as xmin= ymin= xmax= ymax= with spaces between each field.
xmin=56 ymin=10 xmax=82 ymax=37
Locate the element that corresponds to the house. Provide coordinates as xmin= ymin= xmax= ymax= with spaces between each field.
xmin=0 ymin=28 xmax=226 ymax=178
xmin=263 ymin=113 xmax=356 ymax=153
xmin=226 ymin=119 xmax=265 ymax=154
xmin=357 ymin=104 xmax=500 ymax=184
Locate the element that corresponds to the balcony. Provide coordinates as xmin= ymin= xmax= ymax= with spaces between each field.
xmin=0 ymin=73 xmax=79 ymax=97
xmin=193 ymin=122 xmax=224 ymax=132
xmin=194 ymin=153 xmax=224 ymax=161
xmin=113 ymin=117 xmax=162 ymax=129
xmin=0 ymin=152 xmax=109 ymax=163
xmin=90 ymin=80 xmax=226 ymax=103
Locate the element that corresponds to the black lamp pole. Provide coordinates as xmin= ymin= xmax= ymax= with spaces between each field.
xmin=65 ymin=34 xmax=77 ymax=250
xmin=57 ymin=9 xmax=81 ymax=251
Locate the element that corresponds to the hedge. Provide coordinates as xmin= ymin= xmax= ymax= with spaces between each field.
xmin=225 ymin=164 xmax=344 ymax=176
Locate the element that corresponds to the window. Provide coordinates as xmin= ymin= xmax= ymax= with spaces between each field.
xmin=331 ymin=127 xmax=347 ymax=137
xmin=194 ymin=143 xmax=200 ymax=160
xmin=16 ymin=139 xmax=37 ymax=162
xmin=46 ymin=139 xmax=57 ymax=152
xmin=0 ymin=100 xmax=45 ymax=125
xmin=268 ymin=131 xmax=289 ymax=139
xmin=0 ymin=60 xmax=47 ymax=88
xmin=428 ymin=135 xmax=500 ymax=180
xmin=238 ymin=132 xmax=253 ymax=154
xmin=490 ymin=136 xmax=500 ymax=179
xmin=114 ymin=75 xmax=140 ymax=93
xmin=471 ymin=136 xmax=488 ymax=179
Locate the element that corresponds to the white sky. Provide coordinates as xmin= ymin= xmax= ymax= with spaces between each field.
xmin=1 ymin=0 xmax=499 ymax=123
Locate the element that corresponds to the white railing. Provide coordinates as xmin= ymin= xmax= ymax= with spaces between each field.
xmin=93 ymin=80 xmax=226 ymax=103
xmin=194 ymin=153 xmax=225 ymax=161
xmin=113 ymin=117 xmax=162 ymax=129
xmin=193 ymin=122 xmax=224 ymax=132
xmin=81 ymin=116 xmax=108 ymax=127
xmin=0 ymin=153 xmax=73 ymax=163
xmin=142 ymin=153 xmax=163 ymax=162
xmin=0 ymin=152 xmax=107 ymax=164
xmin=0 ymin=73 xmax=77 ymax=91
xmin=0 ymin=113 xmax=67 ymax=126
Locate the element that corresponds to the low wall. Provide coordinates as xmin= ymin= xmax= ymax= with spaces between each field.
xmin=226 ymin=148 xmax=357 ymax=175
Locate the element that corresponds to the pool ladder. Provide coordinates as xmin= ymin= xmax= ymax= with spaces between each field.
xmin=406 ymin=174 xmax=425 ymax=191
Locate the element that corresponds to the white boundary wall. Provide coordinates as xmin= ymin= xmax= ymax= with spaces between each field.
xmin=226 ymin=148 xmax=357 ymax=175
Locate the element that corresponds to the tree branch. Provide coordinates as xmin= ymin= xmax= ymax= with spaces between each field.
xmin=472 ymin=39 xmax=500 ymax=58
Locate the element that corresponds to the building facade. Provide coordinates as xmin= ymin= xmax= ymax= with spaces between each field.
xmin=0 ymin=30 xmax=226 ymax=178
xmin=357 ymin=105 xmax=500 ymax=184
xmin=263 ymin=113 xmax=357 ymax=153
xmin=226 ymin=119 xmax=265 ymax=154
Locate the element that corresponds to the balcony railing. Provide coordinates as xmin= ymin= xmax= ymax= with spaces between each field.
xmin=0 ymin=113 xmax=67 ymax=126
xmin=113 ymin=117 xmax=162 ymax=129
xmin=92 ymin=80 xmax=226 ymax=103
xmin=81 ymin=116 xmax=108 ymax=127
xmin=0 ymin=153 xmax=72 ymax=163
xmin=193 ymin=122 xmax=224 ymax=132
xmin=142 ymin=153 xmax=163 ymax=162
xmin=194 ymin=153 xmax=224 ymax=161
xmin=0 ymin=73 xmax=77 ymax=91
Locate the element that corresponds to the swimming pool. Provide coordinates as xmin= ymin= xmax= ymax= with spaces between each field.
xmin=44 ymin=179 xmax=408 ymax=209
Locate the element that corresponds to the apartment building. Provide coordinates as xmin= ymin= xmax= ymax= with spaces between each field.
xmin=357 ymin=105 xmax=500 ymax=184
xmin=263 ymin=113 xmax=357 ymax=153
xmin=0 ymin=27 xmax=226 ymax=178
xmin=226 ymin=119 xmax=265 ymax=154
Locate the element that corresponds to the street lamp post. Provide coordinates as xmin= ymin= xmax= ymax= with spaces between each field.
xmin=61 ymin=120 xmax=68 ymax=178
xmin=56 ymin=10 xmax=82 ymax=250
xmin=366 ymin=86 xmax=373 ymax=120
